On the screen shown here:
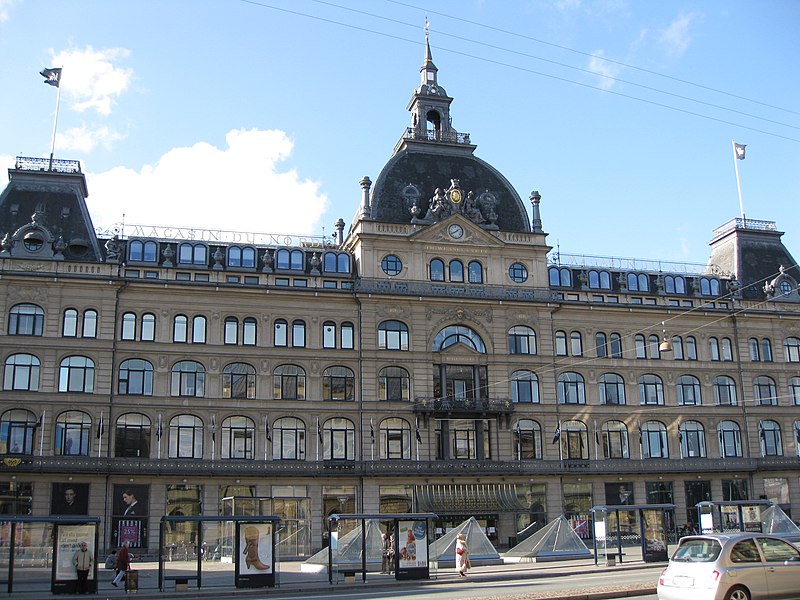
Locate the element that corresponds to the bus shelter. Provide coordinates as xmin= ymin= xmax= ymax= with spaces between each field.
xmin=695 ymin=500 xmax=785 ymax=534
xmin=590 ymin=504 xmax=675 ymax=564
xmin=158 ymin=515 xmax=280 ymax=591
xmin=326 ymin=513 xmax=437 ymax=583
xmin=0 ymin=516 xmax=100 ymax=595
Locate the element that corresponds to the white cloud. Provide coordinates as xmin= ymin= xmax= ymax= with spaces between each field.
xmin=50 ymin=46 xmax=133 ymax=116
xmin=58 ymin=126 xmax=126 ymax=153
xmin=587 ymin=50 xmax=622 ymax=90
xmin=86 ymin=128 xmax=328 ymax=236
xmin=658 ymin=12 xmax=699 ymax=57
xmin=0 ymin=0 xmax=16 ymax=22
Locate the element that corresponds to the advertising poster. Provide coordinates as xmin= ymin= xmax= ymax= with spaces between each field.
xmin=397 ymin=520 xmax=427 ymax=568
xmin=55 ymin=524 xmax=95 ymax=581
xmin=235 ymin=522 xmax=274 ymax=589
xmin=111 ymin=484 xmax=148 ymax=548
xmin=51 ymin=483 xmax=90 ymax=515
xmin=743 ymin=506 xmax=762 ymax=532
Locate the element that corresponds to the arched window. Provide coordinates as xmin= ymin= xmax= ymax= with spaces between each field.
xmin=63 ymin=309 xmax=78 ymax=337
xmin=228 ymin=246 xmax=256 ymax=268
xmin=55 ymin=411 xmax=92 ymax=456
xmin=749 ymin=337 xmax=761 ymax=361
xmin=610 ymin=333 xmax=623 ymax=358
xmin=677 ymin=375 xmax=702 ymax=406
xmin=558 ymin=372 xmax=586 ymax=404
xmin=272 ymin=417 xmax=305 ymax=460
xmin=192 ymin=315 xmax=207 ymax=343
xmin=223 ymin=363 xmax=256 ymax=399
xmin=337 ymin=253 xmax=350 ymax=273
xmin=173 ymin=315 xmax=188 ymax=343
xmin=468 ymin=261 xmax=483 ymax=283
xmin=685 ymin=336 xmax=698 ymax=360
xmin=709 ymin=337 xmax=721 ymax=361
xmin=679 ymin=421 xmax=706 ymax=458
xmin=641 ymin=421 xmax=668 ymax=458
xmin=274 ymin=319 xmax=287 ymax=347
xmin=513 ymin=419 xmax=542 ymax=460
xmin=599 ymin=373 xmax=626 ymax=405
xmin=121 ymin=312 xmax=137 ymax=340
xmin=170 ymin=360 xmax=205 ymax=397
xmin=243 ymin=317 xmax=256 ymax=345
xmin=713 ymin=376 xmax=738 ymax=406
xmin=449 ymin=260 xmax=464 ymax=282
xmin=341 ymin=322 xmax=354 ymax=349
xmin=561 ymin=420 xmax=588 ymax=459
xmin=378 ymin=366 xmax=410 ymax=401
xmin=0 ymin=409 xmax=37 ymax=454
xmin=511 ymin=370 xmax=539 ymax=404
xmin=672 ymin=336 xmax=684 ymax=360
xmin=627 ymin=273 xmax=649 ymax=292
xmin=432 ymin=325 xmax=486 ymax=353
xmin=699 ymin=277 xmax=720 ymax=296
xmin=4 ymin=353 xmax=40 ymax=391
xmin=129 ymin=240 xmax=157 ymax=262
xmin=759 ymin=420 xmax=782 ymax=457
xmin=378 ymin=320 xmax=409 ymax=350
xmin=322 ymin=252 xmax=351 ymax=274
xmin=595 ymin=332 xmax=608 ymax=357
xmin=224 ymin=317 xmax=239 ymax=345
xmin=754 ymin=376 xmax=777 ymax=405
xmin=721 ymin=338 xmax=733 ymax=361
xmin=273 ymin=365 xmax=306 ymax=400
xmin=322 ymin=417 xmax=356 ymax=460
xmin=178 ymin=242 xmax=207 ymax=265
xmin=508 ymin=326 xmax=536 ymax=355
xmin=555 ymin=331 xmax=568 ymax=356
xmin=602 ymin=420 xmax=629 ymax=459
xmin=635 ymin=334 xmax=647 ymax=359
xmin=221 ymin=416 xmax=255 ymax=459
xmin=429 ymin=259 xmax=444 ymax=281
xmin=118 ymin=359 xmax=154 ymax=396
xmin=276 ymin=249 xmax=304 ymax=270
xmin=784 ymin=337 xmax=800 ymax=363
xmin=8 ymin=303 xmax=44 ymax=336
xmin=141 ymin=313 xmax=155 ymax=341
xmin=638 ymin=374 xmax=664 ymax=405
xmin=169 ymin=414 xmax=203 ymax=458
xmin=379 ymin=418 xmax=412 ymax=460
xmin=789 ymin=377 xmax=800 ymax=405
xmin=762 ymin=338 xmax=774 ymax=361
xmin=322 ymin=366 xmax=355 ymax=401
xmin=548 ymin=266 xmax=571 ymax=287
xmin=114 ymin=413 xmax=151 ymax=458
xmin=649 ymin=335 xmax=661 ymax=359
xmin=322 ymin=321 xmax=336 ymax=349
xmin=570 ymin=331 xmax=583 ymax=356
xmin=292 ymin=320 xmax=306 ymax=348
xmin=718 ymin=420 xmax=742 ymax=458
xmin=58 ymin=356 xmax=95 ymax=393
xmin=665 ymin=276 xmax=686 ymax=294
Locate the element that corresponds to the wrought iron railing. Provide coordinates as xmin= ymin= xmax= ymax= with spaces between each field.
xmin=14 ymin=156 xmax=81 ymax=174
xmin=413 ymin=396 xmax=514 ymax=415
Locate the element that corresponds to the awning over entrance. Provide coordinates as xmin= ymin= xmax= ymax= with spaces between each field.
xmin=415 ymin=483 xmax=527 ymax=513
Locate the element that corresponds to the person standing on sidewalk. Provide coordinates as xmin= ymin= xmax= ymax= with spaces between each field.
xmin=455 ymin=533 xmax=469 ymax=577
xmin=73 ymin=542 xmax=93 ymax=594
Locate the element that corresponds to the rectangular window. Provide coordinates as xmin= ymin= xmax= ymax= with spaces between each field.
xmin=194 ymin=273 xmax=210 ymax=282
xmin=323 ymin=281 xmax=337 ymax=289
xmin=244 ymin=276 xmax=259 ymax=285
xmin=293 ymin=279 xmax=308 ymax=287
xmin=226 ymin=275 xmax=240 ymax=283
xmin=275 ymin=278 xmax=290 ymax=286
xmin=175 ymin=272 xmax=191 ymax=281
xmin=125 ymin=269 xmax=141 ymax=278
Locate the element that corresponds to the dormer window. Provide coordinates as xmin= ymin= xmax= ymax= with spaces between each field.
xmin=23 ymin=231 xmax=44 ymax=252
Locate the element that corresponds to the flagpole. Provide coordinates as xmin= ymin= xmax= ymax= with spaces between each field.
xmin=732 ymin=140 xmax=746 ymax=224
xmin=97 ymin=411 xmax=103 ymax=458
xmin=157 ymin=414 xmax=162 ymax=459
xmin=39 ymin=410 xmax=46 ymax=456
xmin=49 ymin=72 xmax=63 ymax=171
xmin=264 ymin=415 xmax=269 ymax=461
xmin=370 ymin=419 xmax=374 ymax=461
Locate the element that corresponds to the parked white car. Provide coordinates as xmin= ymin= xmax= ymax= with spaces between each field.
xmin=657 ymin=533 xmax=800 ymax=600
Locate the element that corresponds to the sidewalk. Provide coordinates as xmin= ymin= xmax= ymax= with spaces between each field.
xmin=2 ymin=557 xmax=661 ymax=599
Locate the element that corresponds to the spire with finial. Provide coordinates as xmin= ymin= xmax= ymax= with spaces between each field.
xmin=420 ymin=17 xmax=438 ymax=91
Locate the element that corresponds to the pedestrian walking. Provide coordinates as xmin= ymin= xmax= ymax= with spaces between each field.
xmin=455 ymin=533 xmax=469 ymax=577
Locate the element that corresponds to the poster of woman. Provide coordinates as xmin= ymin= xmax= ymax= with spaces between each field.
xmin=396 ymin=520 xmax=427 ymax=569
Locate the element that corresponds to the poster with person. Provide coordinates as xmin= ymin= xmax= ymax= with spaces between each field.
xmin=111 ymin=484 xmax=149 ymax=548
xmin=51 ymin=483 xmax=90 ymax=515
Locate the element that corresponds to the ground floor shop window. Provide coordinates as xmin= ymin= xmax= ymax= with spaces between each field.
xmin=111 ymin=483 xmax=149 ymax=549
xmin=0 ymin=481 xmax=32 ymax=515
xmin=563 ymin=482 xmax=592 ymax=538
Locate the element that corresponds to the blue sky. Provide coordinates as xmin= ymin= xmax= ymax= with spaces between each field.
xmin=1 ymin=0 xmax=798 ymax=266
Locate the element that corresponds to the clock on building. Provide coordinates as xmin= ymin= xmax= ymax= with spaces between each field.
xmin=448 ymin=224 xmax=464 ymax=239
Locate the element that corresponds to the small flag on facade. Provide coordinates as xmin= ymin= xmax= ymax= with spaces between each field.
xmin=734 ymin=142 xmax=746 ymax=160
xmin=265 ymin=417 xmax=272 ymax=443
xmin=370 ymin=419 xmax=375 ymax=445
xmin=317 ymin=418 xmax=323 ymax=443
xmin=415 ymin=418 xmax=422 ymax=443
xmin=96 ymin=413 xmax=104 ymax=439
xmin=156 ymin=414 xmax=163 ymax=440
xmin=551 ymin=424 xmax=561 ymax=444
xmin=40 ymin=67 xmax=62 ymax=87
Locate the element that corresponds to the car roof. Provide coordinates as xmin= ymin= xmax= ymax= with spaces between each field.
xmin=679 ymin=532 xmax=785 ymax=544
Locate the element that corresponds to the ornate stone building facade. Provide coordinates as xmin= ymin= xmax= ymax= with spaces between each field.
xmin=2 ymin=39 xmax=799 ymax=556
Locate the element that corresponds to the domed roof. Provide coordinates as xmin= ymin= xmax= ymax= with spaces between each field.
xmin=365 ymin=35 xmax=531 ymax=234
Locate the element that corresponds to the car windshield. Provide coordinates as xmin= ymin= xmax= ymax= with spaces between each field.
xmin=672 ymin=539 xmax=723 ymax=562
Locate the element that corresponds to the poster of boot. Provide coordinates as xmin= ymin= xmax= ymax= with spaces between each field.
xmin=235 ymin=522 xmax=275 ymax=588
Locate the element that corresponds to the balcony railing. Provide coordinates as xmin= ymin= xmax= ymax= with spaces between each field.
xmin=3 ymin=454 xmax=798 ymax=478
xmin=413 ymin=396 xmax=514 ymax=416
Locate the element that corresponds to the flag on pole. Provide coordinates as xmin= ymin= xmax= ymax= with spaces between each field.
xmin=551 ymin=423 xmax=561 ymax=444
xmin=156 ymin=414 xmax=163 ymax=440
xmin=96 ymin=413 xmax=104 ymax=439
xmin=37 ymin=410 xmax=45 ymax=428
xmin=795 ymin=426 xmax=800 ymax=444
xmin=734 ymin=142 xmax=746 ymax=160
xmin=370 ymin=419 xmax=375 ymax=445
xmin=265 ymin=417 xmax=272 ymax=443
xmin=40 ymin=67 xmax=62 ymax=87
xmin=211 ymin=414 xmax=217 ymax=443
xmin=317 ymin=417 xmax=323 ymax=443
xmin=415 ymin=417 xmax=422 ymax=443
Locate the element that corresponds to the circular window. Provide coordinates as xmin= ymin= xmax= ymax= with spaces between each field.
xmin=508 ymin=262 xmax=528 ymax=283
xmin=381 ymin=254 xmax=403 ymax=276
xmin=779 ymin=280 xmax=793 ymax=295
xmin=23 ymin=232 xmax=44 ymax=252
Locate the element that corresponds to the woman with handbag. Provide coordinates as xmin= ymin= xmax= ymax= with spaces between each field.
xmin=454 ymin=533 xmax=469 ymax=577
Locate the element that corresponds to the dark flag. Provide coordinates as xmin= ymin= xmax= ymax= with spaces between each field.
xmin=265 ymin=418 xmax=272 ymax=443
xmin=551 ymin=424 xmax=561 ymax=444
xmin=734 ymin=142 xmax=746 ymax=160
xmin=370 ymin=419 xmax=375 ymax=445
xmin=96 ymin=413 xmax=104 ymax=439
xmin=40 ymin=67 xmax=62 ymax=87
xmin=415 ymin=418 xmax=422 ymax=443
xmin=156 ymin=415 xmax=163 ymax=440
xmin=795 ymin=427 xmax=800 ymax=444
xmin=317 ymin=418 xmax=323 ymax=443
